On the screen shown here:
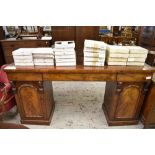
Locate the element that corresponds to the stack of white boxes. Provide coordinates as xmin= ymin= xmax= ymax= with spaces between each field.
xmin=54 ymin=41 xmax=76 ymax=66
xmin=106 ymin=45 xmax=129 ymax=65
xmin=32 ymin=48 xmax=54 ymax=66
xmin=84 ymin=40 xmax=106 ymax=66
xmin=126 ymin=46 xmax=148 ymax=66
xmin=12 ymin=48 xmax=34 ymax=66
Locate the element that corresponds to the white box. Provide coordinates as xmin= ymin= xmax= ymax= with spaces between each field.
xmin=84 ymin=61 xmax=105 ymax=66
xmin=15 ymin=62 xmax=34 ymax=66
xmin=126 ymin=46 xmax=148 ymax=54
xmin=128 ymin=53 xmax=148 ymax=58
xmin=55 ymin=41 xmax=75 ymax=48
xmin=108 ymin=53 xmax=129 ymax=58
xmin=128 ymin=57 xmax=146 ymax=62
xmin=107 ymin=61 xmax=127 ymax=66
xmin=34 ymin=58 xmax=54 ymax=63
xmin=84 ymin=40 xmax=107 ymax=49
xmin=55 ymin=54 xmax=76 ymax=59
xmin=107 ymin=57 xmax=127 ymax=62
xmin=12 ymin=48 xmax=34 ymax=56
xmin=32 ymin=48 xmax=54 ymax=55
xmin=34 ymin=63 xmax=54 ymax=66
xmin=55 ymin=59 xmax=76 ymax=63
xmin=84 ymin=51 xmax=105 ymax=58
xmin=107 ymin=45 xmax=129 ymax=53
xmin=14 ymin=59 xmax=33 ymax=63
xmin=54 ymin=48 xmax=75 ymax=53
xmin=84 ymin=57 xmax=105 ymax=62
xmin=84 ymin=47 xmax=105 ymax=53
xmin=33 ymin=55 xmax=54 ymax=58
xmin=56 ymin=62 xmax=76 ymax=66
xmin=13 ymin=55 xmax=33 ymax=60
xmin=127 ymin=62 xmax=145 ymax=66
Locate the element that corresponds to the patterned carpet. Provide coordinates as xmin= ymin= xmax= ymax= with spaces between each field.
xmin=4 ymin=82 xmax=143 ymax=129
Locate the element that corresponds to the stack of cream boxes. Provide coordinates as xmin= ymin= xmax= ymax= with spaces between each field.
xmin=106 ymin=45 xmax=129 ymax=65
xmin=12 ymin=48 xmax=34 ymax=66
xmin=32 ymin=48 xmax=54 ymax=66
xmin=84 ymin=40 xmax=106 ymax=66
xmin=126 ymin=46 xmax=148 ymax=66
xmin=53 ymin=41 xmax=76 ymax=66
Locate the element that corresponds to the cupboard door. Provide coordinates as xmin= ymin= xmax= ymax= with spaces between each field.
xmin=12 ymin=81 xmax=54 ymax=125
xmin=16 ymin=82 xmax=45 ymax=119
xmin=103 ymin=81 xmax=149 ymax=126
xmin=115 ymin=83 xmax=144 ymax=119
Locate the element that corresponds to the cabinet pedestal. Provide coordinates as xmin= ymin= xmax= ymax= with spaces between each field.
xmin=103 ymin=82 xmax=146 ymax=126
xmin=13 ymin=81 xmax=55 ymax=125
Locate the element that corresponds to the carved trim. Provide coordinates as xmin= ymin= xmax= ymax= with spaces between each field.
xmin=143 ymin=79 xmax=152 ymax=95
xmin=116 ymin=82 xmax=123 ymax=94
xmin=10 ymin=81 xmax=16 ymax=94
xmin=38 ymin=81 xmax=44 ymax=92
xmin=18 ymin=84 xmax=36 ymax=92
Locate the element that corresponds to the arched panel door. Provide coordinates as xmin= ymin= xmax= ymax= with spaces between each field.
xmin=115 ymin=83 xmax=144 ymax=120
xmin=17 ymin=83 xmax=44 ymax=119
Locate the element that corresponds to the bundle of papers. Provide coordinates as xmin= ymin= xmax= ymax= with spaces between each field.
xmin=53 ymin=41 xmax=76 ymax=66
xmin=32 ymin=48 xmax=54 ymax=66
xmin=12 ymin=48 xmax=34 ymax=66
xmin=106 ymin=45 xmax=129 ymax=66
xmin=84 ymin=40 xmax=106 ymax=66
xmin=126 ymin=46 xmax=148 ymax=66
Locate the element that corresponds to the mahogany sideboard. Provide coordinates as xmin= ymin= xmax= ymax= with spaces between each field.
xmin=4 ymin=64 xmax=155 ymax=126
xmin=0 ymin=39 xmax=52 ymax=64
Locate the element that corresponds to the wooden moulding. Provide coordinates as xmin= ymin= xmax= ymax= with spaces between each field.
xmin=43 ymin=73 xmax=116 ymax=81
xmin=7 ymin=73 xmax=43 ymax=81
xmin=117 ymin=73 xmax=153 ymax=82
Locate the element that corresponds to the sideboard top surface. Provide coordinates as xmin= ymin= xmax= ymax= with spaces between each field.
xmin=4 ymin=64 xmax=155 ymax=74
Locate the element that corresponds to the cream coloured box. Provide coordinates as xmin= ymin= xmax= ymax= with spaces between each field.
xmin=107 ymin=57 xmax=127 ymax=62
xmin=107 ymin=61 xmax=127 ymax=66
xmin=56 ymin=62 xmax=76 ymax=66
xmin=84 ymin=61 xmax=105 ymax=66
xmin=84 ymin=57 xmax=105 ymax=62
xmin=128 ymin=53 xmax=148 ymax=58
xmin=84 ymin=40 xmax=107 ymax=49
xmin=128 ymin=57 xmax=146 ymax=62
xmin=127 ymin=62 xmax=145 ymax=66
xmin=126 ymin=46 xmax=148 ymax=54
xmin=55 ymin=59 xmax=76 ymax=63
xmin=34 ymin=63 xmax=54 ymax=66
xmin=108 ymin=53 xmax=129 ymax=58
xmin=107 ymin=45 xmax=129 ymax=54
xmin=84 ymin=51 xmax=105 ymax=58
